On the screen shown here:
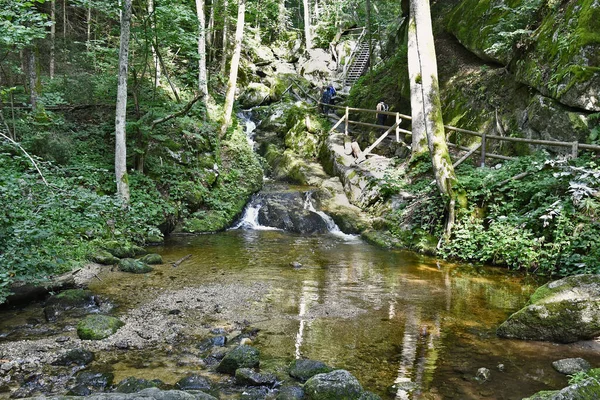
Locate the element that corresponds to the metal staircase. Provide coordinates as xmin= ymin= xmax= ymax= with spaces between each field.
xmin=344 ymin=40 xmax=371 ymax=87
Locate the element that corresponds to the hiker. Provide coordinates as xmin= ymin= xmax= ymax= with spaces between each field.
xmin=320 ymin=84 xmax=336 ymax=115
xmin=376 ymin=100 xmax=389 ymax=127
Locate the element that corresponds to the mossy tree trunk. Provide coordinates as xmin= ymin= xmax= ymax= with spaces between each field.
xmin=220 ymin=0 xmax=245 ymax=138
xmin=408 ymin=0 xmax=460 ymax=238
xmin=196 ymin=0 xmax=208 ymax=102
xmin=115 ymin=0 xmax=132 ymax=203
xmin=303 ymin=0 xmax=312 ymax=50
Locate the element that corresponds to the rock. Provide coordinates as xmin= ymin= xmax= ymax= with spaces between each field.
xmin=67 ymin=384 xmax=93 ymax=396
xmin=77 ymin=314 xmax=124 ymax=340
xmin=276 ymin=385 xmax=305 ymax=400
xmin=175 ymin=374 xmax=212 ymax=391
xmin=304 ymin=370 xmax=364 ymax=400
xmin=290 ymin=261 xmax=302 ymax=269
xmin=239 ymin=83 xmax=272 ymax=108
xmin=235 ymin=368 xmax=277 ymax=387
xmin=524 ymin=368 xmax=600 ymax=399
xmin=118 ymin=258 xmax=154 ymax=274
xmin=289 ymin=359 xmax=333 ymax=382
xmin=359 ymin=392 xmax=382 ymax=400
xmin=197 ymin=335 xmax=228 ymax=352
xmin=552 ymin=358 xmax=591 ymax=375
xmin=51 ymin=348 xmax=95 ymax=366
xmin=75 ymin=370 xmax=115 ymax=391
xmin=102 ymin=241 xmax=137 ymax=258
xmin=138 ymin=253 xmax=163 ymax=265
xmin=240 ymin=386 xmax=269 ymax=400
xmin=476 ymin=367 xmax=491 ymax=382
xmin=91 ymin=250 xmax=119 ymax=265
xmin=43 ymin=289 xmax=98 ymax=322
xmin=115 ymin=377 xmax=162 ymax=393
xmin=216 ymin=345 xmax=260 ymax=375
xmin=256 ymin=192 xmax=330 ymax=234
xmin=497 ymin=274 xmax=600 ymax=343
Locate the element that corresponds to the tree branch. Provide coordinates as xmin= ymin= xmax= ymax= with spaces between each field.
xmin=150 ymin=94 xmax=203 ymax=130
xmin=0 ymin=131 xmax=49 ymax=186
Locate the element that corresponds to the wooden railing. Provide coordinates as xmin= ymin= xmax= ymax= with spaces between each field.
xmin=321 ymin=103 xmax=600 ymax=166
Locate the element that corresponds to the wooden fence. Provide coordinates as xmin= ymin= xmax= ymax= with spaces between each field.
xmin=322 ymin=103 xmax=600 ymax=167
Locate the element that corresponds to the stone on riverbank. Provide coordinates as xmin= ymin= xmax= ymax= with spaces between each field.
xmin=276 ymin=385 xmax=305 ymax=399
xmin=524 ymin=368 xmax=600 ymax=400
xmin=497 ymin=274 xmax=600 ymax=343
xmin=304 ymin=369 xmax=364 ymax=400
xmin=118 ymin=258 xmax=154 ymax=274
xmin=51 ymin=348 xmax=94 ymax=366
xmin=175 ymin=374 xmax=212 ymax=391
xmin=77 ymin=314 xmax=124 ymax=340
xmin=289 ymin=359 xmax=333 ymax=382
xmin=138 ymin=253 xmax=163 ymax=265
xmin=235 ymin=368 xmax=277 ymax=387
xmin=91 ymin=250 xmax=119 ymax=265
xmin=103 ymin=241 xmax=146 ymax=259
xmin=552 ymin=358 xmax=591 ymax=375
xmin=216 ymin=345 xmax=260 ymax=375
xmin=44 ymin=289 xmax=98 ymax=322
xmin=115 ymin=377 xmax=163 ymax=393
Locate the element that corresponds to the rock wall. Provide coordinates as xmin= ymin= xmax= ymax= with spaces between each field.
xmin=442 ymin=0 xmax=599 ymax=155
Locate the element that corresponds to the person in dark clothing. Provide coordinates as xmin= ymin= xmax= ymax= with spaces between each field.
xmin=320 ymin=84 xmax=336 ymax=115
xmin=376 ymin=99 xmax=389 ymax=126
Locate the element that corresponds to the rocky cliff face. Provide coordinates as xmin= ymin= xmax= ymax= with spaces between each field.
xmin=441 ymin=0 xmax=599 ymax=155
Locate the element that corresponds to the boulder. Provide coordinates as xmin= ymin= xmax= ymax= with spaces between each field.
xmin=51 ymin=348 xmax=95 ymax=366
xmin=289 ymin=359 xmax=333 ymax=383
xmin=77 ymin=314 xmax=124 ymax=340
xmin=239 ymin=83 xmax=272 ymax=108
xmin=216 ymin=345 xmax=260 ymax=375
xmin=197 ymin=335 xmax=228 ymax=352
xmin=175 ymin=374 xmax=212 ymax=391
xmin=497 ymin=274 xmax=600 ymax=343
xmin=115 ymin=377 xmax=162 ymax=393
xmin=91 ymin=250 xmax=119 ymax=265
xmin=524 ymin=368 xmax=600 ymax=399
xmin=552 ymin=358 xmax=591 ymax=375
xmin=44 ymin=289 xmax=98 ymax=322
xmin=138 ymin=253 xmax=163 ymax=265
xmin=235 ymin=368 xmax=277 ymax=387
xmin=256 ymin=192 xmax=330 ymax=234
xmin=74 ymin=370 xmax=115 ymax=391
xmin=118 ymin=258 xmax=153 ymax=274
xmin=103 ymin=241 xmax=146 ymax=258
xmin=240 ymin=387 xmax=269 ymax=400
xmin=276 ymin=385 xmax=305 ymax=400
xmin=304 ymin=369 xmax=364 ymax=400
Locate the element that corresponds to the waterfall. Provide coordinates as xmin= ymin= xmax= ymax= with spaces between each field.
xmin=231 ymin=196 xmax=279 ymax=231
xmin=238 ymin=111 xmax=257 ymax=147
xmin=303 ymin=192 xmax=357 ymax=240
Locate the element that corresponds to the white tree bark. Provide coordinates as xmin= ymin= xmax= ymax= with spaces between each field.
xmin=220 ymin=0 xmax=245 ymax=137
xmin=196 ymin=0 xmax=208 ymax=102
xmin=50 ymin=0 xmax=56 ymax=79
xmin=28 ymin=50 xmax=38 ymax=110
xmin=303 ymin=0 xmax=312 ymax=50
xmin=115 ymin=0 xmax=132 ymax=203
xmin=86 ymin=0 xmax=91 ymax=51
xmin=148 ymin=0 xmax=161 ymax=87
xmin=407 ymin=8 xmax=427 ymax=157
xmin=277 ymin=0 xmax=287 ymax=32
xmin=220 ymin=0 xmax=230 ymax=76
xmin=409 ymin=0 xmax=459 ymax=237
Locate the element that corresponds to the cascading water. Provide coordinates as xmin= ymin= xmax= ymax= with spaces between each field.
xmin=238 ymin=111 xmax=257 ymax=147
xmin=303 ymin=191 xmax=357 ymax=240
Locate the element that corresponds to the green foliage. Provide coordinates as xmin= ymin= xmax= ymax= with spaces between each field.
xmin=0 ymin=0 xmax=51 ymax=49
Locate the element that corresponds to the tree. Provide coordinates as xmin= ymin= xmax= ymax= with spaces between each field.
xmin=303 ymin=0 xmax=311 ymax=50
xmin=220 ymin=0 xmax=230 ymax=75
xmin=407 ymin=0 xmax=460 ymax=237
xmin=196 ymin=0 xmax=208 ymax=102
xmin=115 ymin=0 xmax=132 ymax=203
xmin=220 ymin=0 xmax=245 ymax=137
xmin=50 ymin=0 xmax=56 ymax=78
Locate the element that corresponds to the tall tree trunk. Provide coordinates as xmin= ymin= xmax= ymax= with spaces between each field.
xmin=86 ymin=0 xmax=92 ymax=51
xmin=220 ymin=0 xmax=245 ymax=138
xmin=196 ymin=0 xmax=208 ymax=102
xmin=207 ymin=0 xmax=216 ymax=62
xmin=63 ymin=0 xmax=67 ymax=37
xmin=28 ymin=49 xmax=38 ymax=110
xmin=302 ymin=0 xmax=311 ymax=50
xmin=408 ymin=0 xmax=459 ymax=238
xmin=407 ymin=8 xmax=427 ymax=157
xmin=148 ymin=0 xmax=161 ymax=87
xmin=50 ymin=0 xmax=56 ymax=79
xmin=366 ymin=0 xmax=372 ymax=76
xmin=115 ymin=0 xmax=132 ymax=203
xmin=220 ymin=0 xmax=230 ymax=76
xmin=277 ymin=0 xmax=287 ymax=32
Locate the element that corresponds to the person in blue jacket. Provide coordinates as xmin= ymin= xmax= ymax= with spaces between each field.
xmin=320 ymin=84 xmax=336 ymax=114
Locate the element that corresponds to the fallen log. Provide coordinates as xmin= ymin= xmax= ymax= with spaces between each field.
xmin=171 ymin=254 xmax=192 ymax=268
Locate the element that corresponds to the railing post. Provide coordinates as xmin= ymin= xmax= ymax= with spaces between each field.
xmin=480 ymin=132 xmax=486 ymax=168
xmin=572 ymin=141 xmax=579 ymax=159
xmin=344 ymin=107 xmax=349 ymax=136
xmin=396 ymin=113 xmax=401 ymax=142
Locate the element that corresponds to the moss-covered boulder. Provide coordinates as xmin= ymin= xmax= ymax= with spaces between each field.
xmin=138 ymin=253 xmax=163 ymax=265
xmin=118 ymin=258 xmax=153 ymax=274
xmin=216 ymin=345 xmax=260 ymax=375
xmin=524 ymin=368 xmax=600 ymax=399
xmin=276 ymin=385 xmax=305 ymax=400
xmin=175 ymin=374 xmax=212 ymax=391
xmin=102 ymin=241 xmax=145 ymax=259
xmin=77 ymin=314 xmax=124 ymax=340
xmin=51 ymin=348 xmax=95 ymax=366
xmin=235 ymin=368 xmax=277 ymax=387
xmin=239 ymin=82 xmax=272 ymax=108
xmin=525 ymin=95 xmax=591 ymax=145
xmin=446 ymin=0 xmax=544 ymax=65
xmin=304 ymin=369 xmax=364 ymax=400
xmin=115 ymin=377 xmax=162 ymax=393
xmin=513 ymin=0 xmax=600 ymax=111
xmin=289 ymin=359 xmax=333 ymax=383
xmin=497 ymin=274 xmax=600 ymax=343
xmin=91 ymin=250 xmax=119 ymax=265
